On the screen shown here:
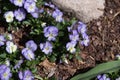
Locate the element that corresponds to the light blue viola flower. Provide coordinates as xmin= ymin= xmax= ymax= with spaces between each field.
xmin=66 ymin=41 xmax=76 ymax=53
xmin=25 ymin=40 xmax=37 ymax=52
xmin=21 ymin=40 xmax=37 ymax=61
xmin=77 ymin=21 xmax=87 ymax=34
xmin=14 ymin=8 xmax=26 ymax=21
xmin=40 ymin=42 xmax=53 ymax=55
xmin=30 ymin=8 xmax=39 ymax=18
xmin=31 ymin=8 xmax=44 ymax=18
xmin=0 ymin=35 xmax=6 ymax=47
xmin=44 ymin=26 xmax=58 ymax=41
xmin=97 ymin=74 xmax=110 ymax=80
xmin=13 ymin=0 xmax=25 ymax=7
xmin=0 ymin=65 xmax=7 ymax=74
xmin=19 ymin=70 xmax=34 ymax=80
xmin=22 ymin=48 xmax=35 ymax=61
xmin=6 ymin=41 xmax=17 ymax=54
xmin=81 ymin=33 xmax=89 ymax=46
xmin=52 ymin=8 xmax=63 ymax=22
xmin=4 ymin=11 xmax=14 ymax=23
xmin=69 ymin=30 xmax=79 ymax=42
xmin=24 ymin=1 xmax=36 ymax=13
xmin=0 ymin=65 xmax=12 ymax=80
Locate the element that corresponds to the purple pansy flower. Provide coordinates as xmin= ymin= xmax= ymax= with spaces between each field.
xmin=52 ymin=8 xmax=63 ymax=22
xmin=0 ymin=65 xmax=12 ymax=80
xmin=24 ymin=1 xmax=36 ymax=13
xmin=14 ymin=59 xmax=23 ymax=69
xmin=77 ymin=21 xmax=87 ymax=34
xmin=69 ymin=30 xmax=79 ymax=42
xmin=19 ymin=70 xmax=34 ymax=80
xmin=0 ymin=35 xmax=6 ymax=46
xmin=66 ymin=41 xmax=76 ymax=53
xmin=81 ymin=33 xmax=89 ymax=46
xmin=21 ymin=40 xmax=37 ymax=60
xmin=40 ymin=42 xmax=53 ymax=55
xmin=13 ymin=0 xmax=25 ymax=7
xmin=25 ymin=40 xmax=37 ymax=52
xmin=31 ymin=8 xmax=39 ymax=18
xmin=14 ymin=8 xmax=26 ymax=21
xmin=44 ymin=26 xmax=58 ymax=41
xmin=0 ymin=65 xmax=7 ymax=74
xmin=97 ymin=74 xmax=110 ymax=80
xmin=22 ymin=48 xmax=35 ymax=61
xmin=76 ymin=21 xmax=89 ymax=46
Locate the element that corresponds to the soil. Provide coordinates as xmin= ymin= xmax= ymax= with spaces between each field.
xmin=0 ymin=0 xmax=120 ymax=80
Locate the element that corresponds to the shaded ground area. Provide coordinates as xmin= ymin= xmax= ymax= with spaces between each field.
xmin=0 ymin=0 xmax=120 ymax=80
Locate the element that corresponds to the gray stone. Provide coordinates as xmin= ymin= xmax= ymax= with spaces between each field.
xmin=52 ymin=0 xmax=105 ymax=23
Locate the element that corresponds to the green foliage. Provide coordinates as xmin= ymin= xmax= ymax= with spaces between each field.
xmin=70 ymin=60 xmax=120 ymax=80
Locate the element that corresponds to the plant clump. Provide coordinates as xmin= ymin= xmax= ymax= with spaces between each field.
xmin=0 ymin=0 xmax=89 ymax=79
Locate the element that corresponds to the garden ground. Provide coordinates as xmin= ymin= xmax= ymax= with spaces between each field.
xmin=0 ymin=0 xmax=120 ymax=80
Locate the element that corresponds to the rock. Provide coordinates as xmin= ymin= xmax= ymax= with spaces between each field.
xmin=52 ymin=0 xmax=105 ymax=23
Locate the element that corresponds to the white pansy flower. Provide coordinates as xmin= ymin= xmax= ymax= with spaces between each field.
xmin=6 ymin=41 xmax=17 ymax=54
xmin=4 ymin=11 xmax=14 ymax=23
xmin=66 ymin=41 xmax=76 ymax=53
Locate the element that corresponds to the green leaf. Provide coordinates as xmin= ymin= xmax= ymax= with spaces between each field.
xmin=32 ymin=68 xmax=37 ymax=73
xmin=70 ymin=60 xmax=120 ymax=80
xmin=40 ymin=55 xmax=46 ymax=61
xmin=22 ymin=21 xmax=31 ymax=25
xmin=49 ymin=55 xmax=56 ymax=62
xmin=75 ymin=55 xmax=82 ymax=61
xmin=0 ymin=53 xmax=6 ymax=58
xmin=76 ymin=45 xmax=80 ymax=53
xmin=34 ymin=75 xmax=43 ymax=80
xmin=26 ymin=61 xmax=31 ymax=66
xmin=69 ymin=54 xmax=73 ymax=60
xmin=59 ymin=31 xmax=64 ymax=37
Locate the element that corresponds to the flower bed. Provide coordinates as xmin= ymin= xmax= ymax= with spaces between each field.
xmin=0 ymin=0 xmax=120 ymax=80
